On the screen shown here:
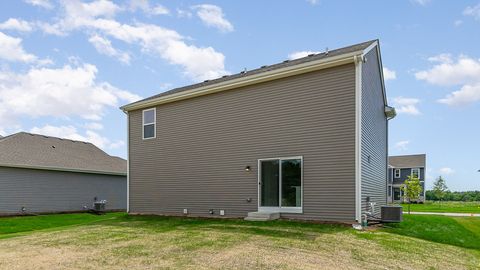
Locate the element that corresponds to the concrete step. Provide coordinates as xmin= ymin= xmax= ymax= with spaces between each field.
xmin=244 ymin=211 xmax=280 ymax=221
xmin=244 ymin=216 xmax=271 ymax=221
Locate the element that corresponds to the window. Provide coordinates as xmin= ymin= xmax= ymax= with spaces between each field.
xmin=142 ymin=108 xmax=156 ymax=139
xmin=394 ymin=169 xmax=400 ymax=178
xmin=411 ymin=168 xmax=420 ymax=179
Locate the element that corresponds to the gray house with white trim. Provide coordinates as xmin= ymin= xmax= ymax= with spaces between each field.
xmin=388 ymin=154 xmax=426 ymax=203
xmin=0 ymin=132 xmax=127 ymax=215
xmin=122 ymin=40 xmax=396 ymax=222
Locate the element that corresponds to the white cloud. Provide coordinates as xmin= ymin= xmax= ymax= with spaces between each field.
xmin=66 ymin=0 xmax=122 ymax=22
xmin=192 ymin=4 xmax=234 ymax=32
xmin=30 ymin=125 xmax=124 ymax=150
xmin=0 ymin=63 xmax=141 ymax=124
xmin=395 ymin=140 xmax=410 ymax=151
xmin=306 ymin=0 xmax=319 ymax=5
xmin=24 ymin=0 xmax=53 ymax=9
xmin=392 ymin=97 xmax=421 ymax=115
xmin=438 ymin=83 xmax=480 ymax=106
xmin=464 ymin=3 xmax=480 ymax=20
xmin=427 ymin=53 xmax=453 ymax=64
xmin=88 ymin=34 xmax=130 ymax=64
xmin=129 ymin=0 xmax=169 ymax=15
xmin=151 ymin=5 xmax=169 ymax=15
xmin=84 ymin=122 xmax=104 ymax=130
xmin=454 ymin=20 xmax=463 ymax=26
xmin=383 ymin=67 xmax=397 ymax=81
xmin=0 ymin=18 xmax=34 ymax=32
xmin=415 ymin=54 xmax=480 ymax=86
xmin=0 ymin=32 xmax=38 ymax=63
xmin=35 ymin=0 xmax=228 ymax=81
xmin=439 ymin=167 xmax=455 ymax=175
xmin=416 ymin=54 xmax=480 ymax=106
xmin=177 ymin=9 xmax=193 ymax=18
xmin=411 ymin=0 xmax=431 ymax=6
xmin=288 ymin=51 xmax=320 ymax=60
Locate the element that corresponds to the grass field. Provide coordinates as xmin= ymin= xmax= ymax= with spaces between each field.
xmin=0 ymin=213 xmax=479 ymax=269
xmin=401 ymin=201 xmax=480 ymax=213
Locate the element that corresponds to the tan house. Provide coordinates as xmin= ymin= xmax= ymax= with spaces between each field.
xmin=121 ymin=40 xmax=396 ymax=222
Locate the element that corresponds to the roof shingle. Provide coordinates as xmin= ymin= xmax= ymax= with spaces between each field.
xmin=122 ymin=39 xmax=377 ymax=109
xmin=389 ymin=154 xmax=426 ymax=168
xmin=0 ymin=132 xmax=126 ymax=175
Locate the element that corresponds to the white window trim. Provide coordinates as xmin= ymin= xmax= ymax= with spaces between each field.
xmin=394 ymin=169 xmax=400 ymax=178
xmin=257 ymin=156 xmax=303 ymax=214
xmin=411 ymin=168 xmax=420 ymax=178
xmin=142 ymin=108 xmax=156 ymax=140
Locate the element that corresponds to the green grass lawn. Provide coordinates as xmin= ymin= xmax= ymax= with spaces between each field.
xmin=382 ymin=215 xmax=480 ymax=250
xmin=400 ymin=201 xmax=480 ymax=213
xmin=0 ymin=213 xmax=479 ymax=269
xmin=0 ymin=212 xmax=123 ymax=238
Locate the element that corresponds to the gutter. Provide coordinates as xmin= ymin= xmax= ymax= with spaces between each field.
xmin=121 ymin=50 xmax=365 ymax=112
xmin=385 ymin=105 xmax=397 ymax=120
xmin=0 ymin=164 xmax=127 ymax=176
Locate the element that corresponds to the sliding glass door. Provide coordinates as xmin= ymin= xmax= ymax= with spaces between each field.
xmin=259 ymin=157 xmax=302 ymax=213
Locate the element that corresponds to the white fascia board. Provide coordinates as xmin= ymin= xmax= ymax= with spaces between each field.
xmin=0 ymin=164 xmax=127 ymax=176
xmin=126 ymin=111 xmax=130 ymax=213
xmin=121 ymin=51 xmax=364 ymax=112
xmin=361 ymin=40 xmax=388 ymax=107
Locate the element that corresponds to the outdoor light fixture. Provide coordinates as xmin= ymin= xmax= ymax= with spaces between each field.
xmin=245 ymin=166 xmax=251 ymax=172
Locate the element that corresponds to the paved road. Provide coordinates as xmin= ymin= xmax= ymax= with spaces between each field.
xmin=406 ymin=211 xmax=480 ymax=217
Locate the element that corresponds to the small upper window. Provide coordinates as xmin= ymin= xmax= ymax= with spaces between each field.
xmin=411 ymin=168 xmax=420 ymax=179
xmin=143 ymin=108 xmax=156 ymax=139
xmin=394 ymin=169 xmax=400 ymax=178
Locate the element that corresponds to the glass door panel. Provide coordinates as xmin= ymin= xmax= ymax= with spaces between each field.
xmin=260 ymin=160 xmax=279 ymax=207
xmin=281 ymin=159 xmax=302 ymax=207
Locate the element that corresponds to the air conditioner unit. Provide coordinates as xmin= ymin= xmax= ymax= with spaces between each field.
xmin=381 ymin=206 xmax=402 ymax=223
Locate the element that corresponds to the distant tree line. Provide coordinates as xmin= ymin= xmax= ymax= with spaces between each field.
xmin=426 ymin=176 xmax=480 ymax=201
xmin=425 ymin=190 xmax=480 ymax=201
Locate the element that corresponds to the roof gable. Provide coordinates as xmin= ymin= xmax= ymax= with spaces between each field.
xmin=389 ymin=154 xmax=426 ymax=168
xmin=121 ymin=40 xmax=379 ymax=111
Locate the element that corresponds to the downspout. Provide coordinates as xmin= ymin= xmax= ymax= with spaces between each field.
xmin=385 ymin=105 xmax=396 ymax=205
xmin=122 ymin=110 xmax=130 ymax=214
xmin=354 ymin=54 xmax=364 ymax=223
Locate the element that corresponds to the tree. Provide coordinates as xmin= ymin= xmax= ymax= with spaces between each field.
xmin=400 ymin=175 xmax=423 ymax=214
xmin=432 ymin=176 xmax=449 ymax=202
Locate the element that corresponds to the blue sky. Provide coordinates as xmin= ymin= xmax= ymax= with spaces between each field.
xmin=0 ymin=0 xmax=479 ymax=190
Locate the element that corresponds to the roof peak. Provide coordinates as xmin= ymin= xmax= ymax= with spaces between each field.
xmin=10 ymin=131 xmax=91 ymax=145
xmin=389 ymin=154 xmax=426 ymax=157
xmin=121 ymin=39 xmax=379 ymax=111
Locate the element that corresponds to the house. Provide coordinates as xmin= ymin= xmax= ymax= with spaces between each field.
xmin=0 ymin=132 xmax=127 ymax=215
xmin=387 ymin=154 xmax=426 ymax=203
xmin=121 ymin=40 xmax=396 ymax=222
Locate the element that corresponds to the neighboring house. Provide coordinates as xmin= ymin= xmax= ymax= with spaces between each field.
xmin=121 ymin=40 xmax=396 ymax=222
xmin=387 ymin=154 xmax=426 ymax=203
xmin=0 ymin=132 xmax=127 ymax=215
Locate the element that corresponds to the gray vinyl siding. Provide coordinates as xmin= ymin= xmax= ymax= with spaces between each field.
xmin=360 ymin=48 xmax=387 ymax=217
xmin=129 ymin=64 xmax=357 ymax=222
xmin=392 ymin=168 xmax=425 ymax=184
xmin=0 ymin=167 xmax=126 ymax=214
xmin=388 ymin=167 xmax=426 ymax=202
